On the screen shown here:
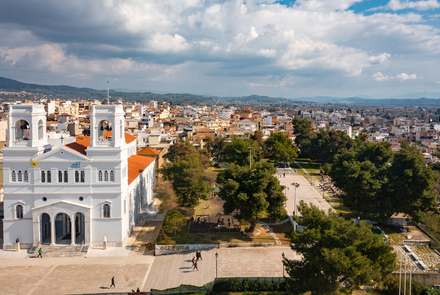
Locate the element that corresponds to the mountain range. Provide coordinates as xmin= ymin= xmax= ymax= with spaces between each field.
xmin=1 ymin=76 xmax=440 ymax=106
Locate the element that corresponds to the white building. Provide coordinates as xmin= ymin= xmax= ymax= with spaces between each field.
xmin=2 ymin=104 xmax=156 ymax=249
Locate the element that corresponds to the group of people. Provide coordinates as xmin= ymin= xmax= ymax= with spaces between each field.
xmin=217 ymin=217 xmax=231 ymax=227
xmin=191 ymin=251 xmax=203 ymax=271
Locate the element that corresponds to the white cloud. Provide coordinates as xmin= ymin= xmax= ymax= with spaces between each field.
xmin=372 ymin=72 xmax=390 ymax=81
xmin=147 ymin=34 xmax=190 ymax=53
xmin=0 ymin=0 xmax=439 ymax=97
xmin=396 ymin=72 xmax=417 ymax=80
xmin=372 ymin=72 xmax=417 ymax=81
xmin=368 ymin=53 xmax=391 ymax=65
xmin=386 ymin=0 xmax=440 ymax=11
xmin=294 ymin=0 xmax=363 ymax=12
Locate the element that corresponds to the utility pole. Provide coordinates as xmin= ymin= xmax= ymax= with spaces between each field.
xmin=248 ymin=146 xmax=253 ymax=169
xmin=292 ymin=182 xmax=300 ymax=231
xmin=404 ymin=256 xmax=407 ymax=295
xmin=399 ymin=255 xmax=402 ymax=295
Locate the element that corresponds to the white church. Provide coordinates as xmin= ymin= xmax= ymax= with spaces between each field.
xmin=2 ymin=104 xmax=156 ymax=249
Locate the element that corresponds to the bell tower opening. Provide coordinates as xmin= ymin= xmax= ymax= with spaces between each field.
xmin=15 ymin=119 xmax=30 ymax=141
xmin=97 ymin=120 xmax=112 ymax=142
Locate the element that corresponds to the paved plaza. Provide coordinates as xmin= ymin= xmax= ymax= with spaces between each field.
xmin=0 ymin=173 xmax=329 ymax=294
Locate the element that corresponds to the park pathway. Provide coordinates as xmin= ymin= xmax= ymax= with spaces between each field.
xmin=275 ymin=168 xmax=334 ymax=218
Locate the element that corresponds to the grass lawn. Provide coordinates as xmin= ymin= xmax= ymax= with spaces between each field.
xmin=157 ymin=224 xmax=277 ymax=245
xmin=294 ymin=158 xmax=323 ymax=174
xmin=158 ymin=198 xmax=283 ymax=245
xmin=270 ymin=221 xmax=294 ymax=245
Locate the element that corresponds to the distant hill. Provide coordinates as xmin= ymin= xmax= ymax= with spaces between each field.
xmin=1 ymin=76 xmax=440 ymax=106
xmin=0 ymin=76 xmax=96 ymax=92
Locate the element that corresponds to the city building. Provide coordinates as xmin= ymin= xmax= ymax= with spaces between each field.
xmin=2 ymin=104 xmax=156 ymax=249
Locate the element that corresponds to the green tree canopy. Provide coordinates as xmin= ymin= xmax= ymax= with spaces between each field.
xmin=221 ymin=137 xmax=260 ymax=166
xmin=161 ymin=153 xmax=214 ymax=207
xmin=164 ymin=140 xmax=209 ymax=168
xmin=292 ymin=117 xmax=314 ymax=158
xmin=216 ymin=161 xmax=286 ymax=232
xmin=163 ymin=210 xmax=187 ymax=238
xmin=308 ymin=130 xmax=353 ymax=163
xmin=330 ymin=142 xmax=436 ymax=222
xmin=285 ymin=202 xmax=396 ymax=295
xmin=265 ymin=132 xmax=298 ymax=162
xmin=204 ymin=136 xmax=226 ymax=160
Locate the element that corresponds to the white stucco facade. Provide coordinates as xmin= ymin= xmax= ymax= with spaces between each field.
xmin=2 ymin=104 xmax=155 ymax=249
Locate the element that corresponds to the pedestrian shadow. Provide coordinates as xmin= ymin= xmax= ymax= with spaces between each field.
xmin=184 ymin=259 xmax=193 ymax=262
xmin=99 ymin=286 xmax=109 ymax=289
xmin=182 ymin=270 xmax=195 ymax=273
xmin=179 ymin=266 xmax=192 ymax=270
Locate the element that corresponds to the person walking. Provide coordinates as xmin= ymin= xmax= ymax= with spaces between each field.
xmin=192 ymin=256 xmax=195 ymax=266
xmin=198 ymin=251 xmax=202 ymax=261
xmin=193 ymin=260 xmax=198 ymax=271
xmin=110 ymin=276 xmax=115 ymax=289
xmin=37 ymin=247 xmax=43 ymax=258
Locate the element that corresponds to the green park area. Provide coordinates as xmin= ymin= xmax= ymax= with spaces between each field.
xmin=153 ymin=118 xmax=440 ymax=294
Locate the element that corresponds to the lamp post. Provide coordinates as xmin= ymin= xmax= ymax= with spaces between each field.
xmin=282 ymin=252 xmax=285 ymax=277
xmin=292 ymin=183 xmax=300 ymax=217
xmin=248 ymin=146 xmax=253 ymax=169
xmin=215 ymin=252 xmax=218 ymax=280
xmin=292 ymin=182 xmax=300 ymax=232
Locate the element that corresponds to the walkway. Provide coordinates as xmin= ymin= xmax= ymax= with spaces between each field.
xmin=276 ymin=168 xmax=334 ymax=217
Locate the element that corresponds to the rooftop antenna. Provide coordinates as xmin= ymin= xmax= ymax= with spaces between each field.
xmin=107 ymin=81 xmax=110 ymax=105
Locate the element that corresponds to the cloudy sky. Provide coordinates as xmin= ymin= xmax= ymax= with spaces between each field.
xmin=1 ymin=0 xmax=440 ymax=99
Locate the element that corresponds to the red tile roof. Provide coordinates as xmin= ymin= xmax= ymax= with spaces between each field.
xmin=127 ymin=155 xmax=155 ymax=185
xmin=66 ymin=137 xmax=90 ymax=155
xmin=138 ymin=147 xmax=160 ymax=155
xmin=66 ymin=132 xmax=136 ymax=155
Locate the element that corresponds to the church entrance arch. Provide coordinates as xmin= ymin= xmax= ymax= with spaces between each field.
xmin=40 ymin=213 xmax=51 ymax=244
xmin=55 ymin=213 xmax=71 ymax=244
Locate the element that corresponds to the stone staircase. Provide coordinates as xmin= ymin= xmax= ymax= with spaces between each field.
xmin=31 ymin=244 xmax=85 ymax=258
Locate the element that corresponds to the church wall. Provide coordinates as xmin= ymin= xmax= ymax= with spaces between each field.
xmin=3 ymin=219 xmax=33 ymax=246
xmin=92 ymin=219 xmax=123 ymax=246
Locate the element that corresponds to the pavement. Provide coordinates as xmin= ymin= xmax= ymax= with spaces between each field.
xmin=0 ymin=173 xmax=332 ymax=295
xmin=276 ymin=168 xmax=334 ymax=217
xmin=144 ymin=246 xmax=300 ymax=291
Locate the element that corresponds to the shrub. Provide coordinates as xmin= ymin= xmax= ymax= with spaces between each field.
xmin=212 ymin=278 xmax=288 ymax=293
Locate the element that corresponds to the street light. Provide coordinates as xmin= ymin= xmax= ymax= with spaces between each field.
xmin=215 ymin=252 xmax=218 ymax=280
xmin=292 ymin=183 xmax=300 ymax=217
xmin=282 ymin=252 xmax=285 ymax=277
xmin=248 ymin=146 xmax=253 ymax=169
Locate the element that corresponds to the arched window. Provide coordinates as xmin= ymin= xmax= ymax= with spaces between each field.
xmin=110 ymin=170 xmax=115 ymax=182
xmin=103 ymin=204 xmax=110 ymax=218
xmin=58 ymin=170 xmax=63 ymax=182
xmin=17 ymin=171 xmax=23 ymax=182
xmin=41 ymin=171 xmax=46 ymax=183
xmin=80 ymin=171 xmax=85 ymax=183
xmin=64 ymin=170 xmax=68 ymax=183
xmin=38 ymin=119 xmax=44 ymax=140
xmin=23 ymin=170 xmax=28 ymax=182
xmin=11 ymin=171 xmax=16 ymax=182
xmin=47 ymin=171 xmax=51 ymax=183
xmin=16 ymin=205 xmax=23 ymax=219
xmin=75 ymin=171 xmax=79 ymax=183
xmin=104 ymin=170 xmax=109 ymax=182
xmin=98 ymin=170 xmax=103 ymax=182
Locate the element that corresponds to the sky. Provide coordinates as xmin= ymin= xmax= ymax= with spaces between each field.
xmin=1 ymin=0 xmax=440 ymax=99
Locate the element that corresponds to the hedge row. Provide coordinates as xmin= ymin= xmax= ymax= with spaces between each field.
xmin=212 ymin=278 xmax=288 ymax=293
